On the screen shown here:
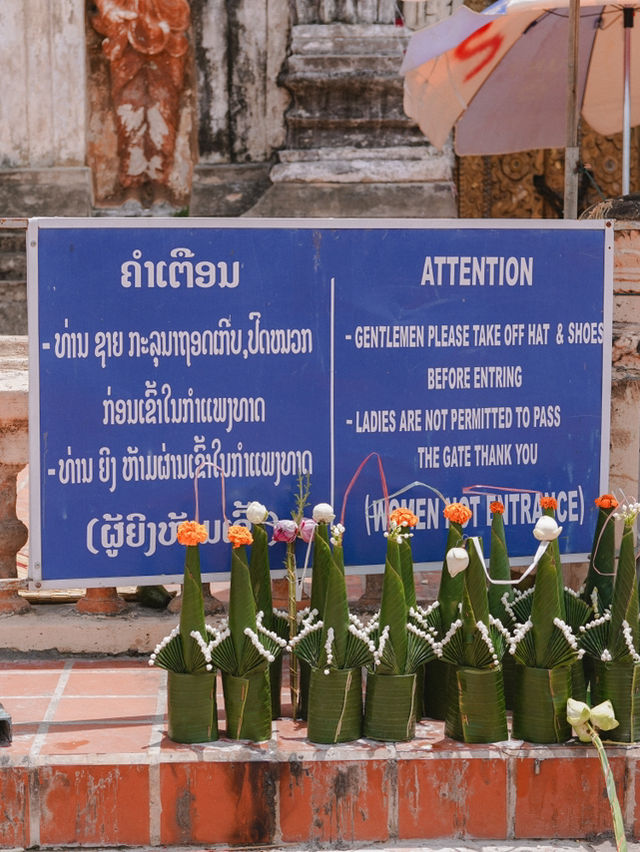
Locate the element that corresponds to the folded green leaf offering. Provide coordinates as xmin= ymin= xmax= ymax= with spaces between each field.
xmin=439 ymin=536 xmax=509 ymax=743
xmin=510 ymin=508 xmax=582 ymax=743
xmin=364 ymin=510 xmax=441 ymax=741
xmin=206 ymin=526 xmax=287 ymax=742
xmin=150 ymin=520 xmax=218 ymax=744
xmin=580 ymin=500 xmax=640 ymax=742
xmin=290 ymin=536 xmax=371 ymax=743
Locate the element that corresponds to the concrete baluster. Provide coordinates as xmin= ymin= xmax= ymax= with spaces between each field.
xmin=0 ymin=337 xmax=30 ymax=614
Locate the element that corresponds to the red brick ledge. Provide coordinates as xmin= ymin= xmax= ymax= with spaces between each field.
xmin=3 ymin=734 xmax=637 ymax=847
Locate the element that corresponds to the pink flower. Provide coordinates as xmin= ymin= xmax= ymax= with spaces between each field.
xmin=299 ymin=517 xmax=317 ymax=543
xmin=273 ymin=519 xmax=298 ymax=543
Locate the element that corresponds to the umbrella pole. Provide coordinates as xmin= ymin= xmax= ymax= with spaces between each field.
xmin=564 ymin=0 xmax=580 ymax=219
xmin=622 ymin=8 xmax=634 ymax=196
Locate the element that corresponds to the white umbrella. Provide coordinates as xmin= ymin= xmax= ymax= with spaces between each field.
xmin=401 ymin=0 xmax=639 ymax=198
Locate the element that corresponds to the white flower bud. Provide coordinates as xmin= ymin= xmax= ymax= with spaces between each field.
xmin=567 ymin=698 xmax=590 ymax=729
xmin=313 ymin=502 xmax=336 ymax=523
xmin=590 ymin=700 xmax=619 ymax=733
xmin=533 ymin=515 xmax=562 ymax=541
xmin=446 ymin=546 xmax=469 ymax=577
xmin=246 ymin=501 xmax=268 ymax=524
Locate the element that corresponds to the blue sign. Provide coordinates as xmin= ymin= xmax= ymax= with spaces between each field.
xmin=28 ymin=219 xmax=612 ymax=587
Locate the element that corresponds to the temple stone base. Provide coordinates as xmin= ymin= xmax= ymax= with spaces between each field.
xmin=189 ymin=164 xmax=273 ymax=217
xmin=0 ymin=168 xmax=92 ymax=218
xmin=247 ymin=146 xmax=456 ymax=218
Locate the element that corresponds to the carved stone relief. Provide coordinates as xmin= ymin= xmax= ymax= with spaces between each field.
xmin=87 ymin=0 xmax=196 ymax=210
xmin=458 ymin=126 xmax=640 ymax=219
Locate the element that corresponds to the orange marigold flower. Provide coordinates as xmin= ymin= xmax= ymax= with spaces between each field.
xmin=228 ymin=525 xmax=253 ymax=549
xmin=177 ymin=520 xmax=208 ymax=547
xmin=540 ymin=495 xmax=557 ymax=511
xmin=443 ymin=502 xmax=473 ymax=525
xmin=390 ymin=507 xmax=419 ymax=528
xmin=490 ymin=501 xmax=505 ymax=515
xmin=595 ymin=494 xmax=618 ymax=510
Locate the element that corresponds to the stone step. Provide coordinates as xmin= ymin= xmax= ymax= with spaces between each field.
xmin=285 ymin=117 xmax=425 ymax=151
xmin=290 ymin=23 xmax=410 ymax=55
xmin=281 ymin=23 xmax=417 ymax=151
xmin=271 ymin=146 xmax=453 ymax=183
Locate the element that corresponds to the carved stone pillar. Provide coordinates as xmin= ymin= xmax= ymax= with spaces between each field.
xmin=0 ymin=336 xmax=29 ymax=614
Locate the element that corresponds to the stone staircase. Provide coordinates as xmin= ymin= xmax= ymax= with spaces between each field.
xmin=249 ymin=22 xmax=456 ymax=218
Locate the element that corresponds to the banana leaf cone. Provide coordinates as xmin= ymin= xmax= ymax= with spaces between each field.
xmin=364 ymin=672 xmax=417 ymax=741
xmin=591 ymin=659 xmax=640 ymax=742
xmin=511 ymin=535 xmax=572 ymax=743
xmin=248 ymin=523 xmax=282 ymax=717
xmin=364 ymin=540 xmax=414 ymax=740
xmin=398 ymin=538 xmax=424 ymax=718
xmin=444 ymin=537 xmax=508 ymax=743
xmin=379 ymin=538 xmax=409 ymax=673
xmin=444 ymin=666 xmax=507 ymax=743
xmin=222 ymin=668 xmax=272 ymax=742
xmin=530 ymin=539 xmax=564 ymax=668
xmin=309 ymin=521 xmax=333 ymax=617
xmin=487 ymin=505 xmax=516 ymax=707
xmin=307 ymin=666 xmax=363 ymax=743
xmin=224 ymin=544 xmax=276 ymax=739
xmin=306 ymin=552 xmax=363 ymax=743
xmin=424 ymin=520 xmax=466 ymax=720
xmin=584 ymin=522 xmax=640 ymax=742
xmin=488 ymin=506 xmax=512 ymax=618
xmin=299 ymin=522 xmax=334 ymax=722
xmin=438 ymin=521 xmax=467 ymax=629
xmin=167 ymin=670 xmax=218 ymax=743
xmin=542 ymin=502 xmax=566 ymax=621
xmin=512 ymin=664 xmax=572 ymax=743
xmin=399 ymin=538 xmax=418 ymax=609
xmin=179 ymin=543 xmax=208 ymax=673
xmin=609 ymin=522 xmax=639 ymax=656
xmin=229 ymin=544 xmax=259 ymax=666
xmin=582 ymin=497 xmax=617 ymax=611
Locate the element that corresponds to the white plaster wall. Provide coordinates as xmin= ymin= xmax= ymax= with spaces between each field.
xmin=231 ymin=0 xmax=289 ymax=161
xmin=197 ymin=0 xmax=229 ymax=164
xmin=0 ymin=0 xmax=86 ymax=168
xmin=197 ymin=0 xmax=288 ymax=163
